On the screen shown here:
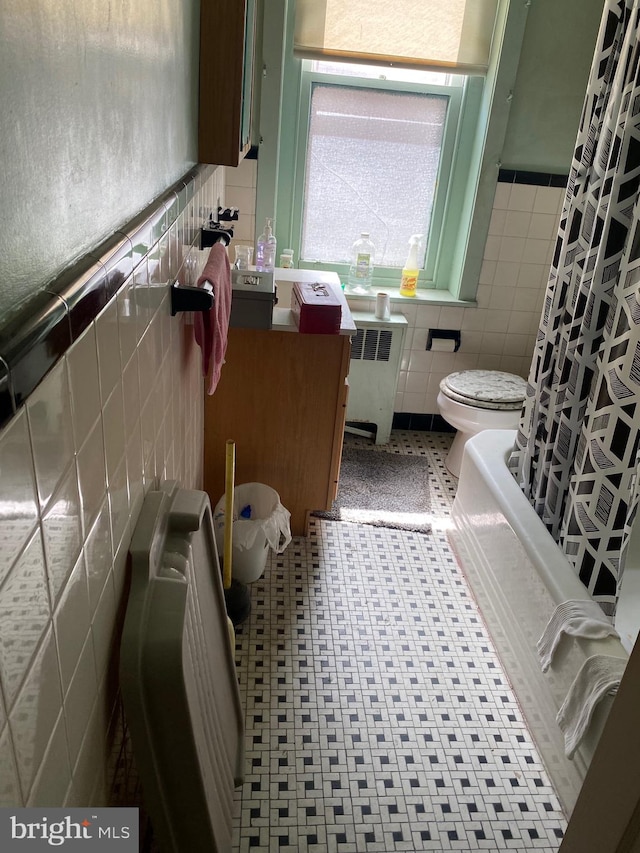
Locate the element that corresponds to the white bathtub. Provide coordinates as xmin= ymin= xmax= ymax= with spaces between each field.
xmin=449 ymin=429 xmax=629 ymax=817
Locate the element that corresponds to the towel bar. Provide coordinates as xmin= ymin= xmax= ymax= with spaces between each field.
xmin=200 ymin=206 xmax=239 ymax=249
xmin=170 ymin=280 xmax=214 ymax=315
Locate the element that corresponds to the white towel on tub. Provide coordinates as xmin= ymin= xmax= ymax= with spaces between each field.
xmin=537 ymin=599 xmax=619 ymax=672
xmin=557 ymin=654 xmax=626 ymax=759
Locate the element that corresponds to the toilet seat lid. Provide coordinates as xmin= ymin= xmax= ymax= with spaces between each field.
xmin=440 ymin=370 xmax=527 ymax=410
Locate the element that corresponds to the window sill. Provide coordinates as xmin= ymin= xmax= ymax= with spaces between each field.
xmin=344 ymin=286 xmax=475 ymax=309
xmin=277 ymin=266 xmax=475 ymax=307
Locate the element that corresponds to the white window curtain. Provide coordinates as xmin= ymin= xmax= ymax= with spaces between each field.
xmin=293 ymin=0 xmax=499 ymax=75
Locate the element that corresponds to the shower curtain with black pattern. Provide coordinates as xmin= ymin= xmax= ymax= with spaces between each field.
xmin=508 ymin=0 xmax=640 ymax=616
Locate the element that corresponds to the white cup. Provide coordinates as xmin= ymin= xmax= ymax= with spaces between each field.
xmin=235 ymin=245 xmax=253 ymax=269
xmin=375 ymin=292 xmax=391 ymax=320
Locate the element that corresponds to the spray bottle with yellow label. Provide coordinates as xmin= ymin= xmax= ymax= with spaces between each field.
xmin=399 ymin=235 xmax=423 ymax=297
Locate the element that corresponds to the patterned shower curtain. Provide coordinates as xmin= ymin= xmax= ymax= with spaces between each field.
xmin=508 ymin=0 xmax=640 ymax=616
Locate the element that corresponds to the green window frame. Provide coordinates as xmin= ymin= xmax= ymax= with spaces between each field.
xmin=255 ymin=0 xmax=528 ymax=302
xmin=287 ymin=64 xmax=471 ymax=291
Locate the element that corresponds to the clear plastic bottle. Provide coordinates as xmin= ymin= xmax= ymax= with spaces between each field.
xmin=347 ymin=232 xmax=375 ymax=293
xmin=399 ymin=234 xmax=423 ymax=297
xmin=256 ymin=217 xmax=277 ymax=272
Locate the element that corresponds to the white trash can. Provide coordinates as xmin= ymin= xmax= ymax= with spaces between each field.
xmin=213 ymin=483 xmax=292 ymax=583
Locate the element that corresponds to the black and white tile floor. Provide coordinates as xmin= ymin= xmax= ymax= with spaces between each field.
xmin=232 ymin=432 xmax=566 ymax=852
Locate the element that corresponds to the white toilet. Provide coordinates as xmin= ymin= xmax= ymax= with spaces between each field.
xmin=437 ymin=369 xmax=527 ymax=477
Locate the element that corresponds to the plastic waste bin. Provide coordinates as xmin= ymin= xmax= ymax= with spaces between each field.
xmin=213 ymin=483 xmax=292 ymax=583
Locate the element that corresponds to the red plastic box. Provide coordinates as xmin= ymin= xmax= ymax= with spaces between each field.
xmin=291 ymin=281 xmax=342 ymax=334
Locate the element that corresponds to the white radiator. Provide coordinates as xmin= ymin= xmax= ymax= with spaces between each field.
xmin=346 ymin=311 xmax=408 ymax=444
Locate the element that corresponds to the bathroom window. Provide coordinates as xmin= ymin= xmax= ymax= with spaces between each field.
xmin=257 ymin=0 xmax=527 ymax=299
xmin=302 ymin=72 xmax=450 ymax=271
xmin=282 ymin=60 xmax=476 ymax=290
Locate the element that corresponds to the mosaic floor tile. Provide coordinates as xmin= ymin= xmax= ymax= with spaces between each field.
xmin=232 ymin=432 xmax=566 ymax=852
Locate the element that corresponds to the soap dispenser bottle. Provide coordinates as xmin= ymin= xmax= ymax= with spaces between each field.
xmin=399 ymin=235 xmax=423 ymax=297
xmin=256 ymin=217 xmax=277 ymax=272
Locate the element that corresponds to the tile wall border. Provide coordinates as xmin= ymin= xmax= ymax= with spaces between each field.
xmin=0 ymin=164 xmax=217 ymax=431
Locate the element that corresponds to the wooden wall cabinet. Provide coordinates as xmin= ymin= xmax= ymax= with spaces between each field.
xmin=204 ymin=328 xmax=351 ymax=536
xmin=198 ymin=0 xmax=256 ymax=167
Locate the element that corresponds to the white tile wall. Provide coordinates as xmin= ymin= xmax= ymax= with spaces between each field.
xmin=348 ymin=181 xmax=564 ymax=414
xmin=224 ymin=173 xmax=564 ymax=415
xmin=0 ymin=166 xmax=224 ymax=807
xmin=225 ymin=158 xmax=258 ymax=262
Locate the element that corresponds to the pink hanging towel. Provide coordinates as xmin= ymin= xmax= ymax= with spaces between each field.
xmin=193 ymin=243 xmax=232 ymax=395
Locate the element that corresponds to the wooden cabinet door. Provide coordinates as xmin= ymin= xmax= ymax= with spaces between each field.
xmin=198 ymin=0 xmax=256 ymax=166
xmin=204 ymin=329 xmax=351 ymax=536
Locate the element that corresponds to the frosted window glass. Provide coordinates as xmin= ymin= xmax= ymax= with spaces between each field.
xmin=301 ymin=84 xmax=447 ymax=268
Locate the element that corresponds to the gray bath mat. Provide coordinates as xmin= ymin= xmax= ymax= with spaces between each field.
xmin=313 ymin=445 xmax=432 ymax=534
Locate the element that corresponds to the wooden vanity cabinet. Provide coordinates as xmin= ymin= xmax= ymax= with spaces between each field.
xmin=203 ymin=328 xmax=351 ymax=536
xmin=198 ymin=0 xmax=256 ymax=167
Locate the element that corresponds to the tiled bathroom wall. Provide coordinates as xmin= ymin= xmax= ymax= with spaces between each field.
xmin=226 ymin=156 xmax=258 ymax=263
xmin=0 ymin=165 xmax=224 ymax=808
xmin=327 ymin=178 xmax=564 ymax=415
xmin=390 ymin=179 xmax=562 ymax=414
xmin=225 ymin=164 xmax=564 ymax=416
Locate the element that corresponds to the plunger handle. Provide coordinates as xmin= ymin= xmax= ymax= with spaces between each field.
xmin=223 ymin=439 xmax=235 ymax=590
